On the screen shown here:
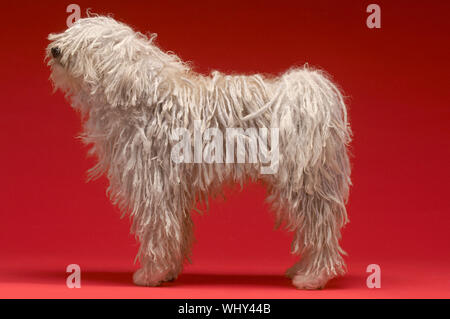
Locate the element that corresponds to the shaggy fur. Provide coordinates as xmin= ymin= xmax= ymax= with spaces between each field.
xmin=46 ymin=16 xmax=351 ymax=289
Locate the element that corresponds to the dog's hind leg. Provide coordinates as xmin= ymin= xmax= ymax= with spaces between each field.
xmin=265 ymin=69 xmax=352 ymax=289
xmin=132 ymin=200 xmax=194 ymax=287
xmin=284 ymin=191 xmax=348 ymax=290
xmin=269 ymin=131 xmax=351 ymax=289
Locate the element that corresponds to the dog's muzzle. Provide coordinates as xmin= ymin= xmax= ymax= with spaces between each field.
xmin=51 ymin=47 xmax=61 ymax=58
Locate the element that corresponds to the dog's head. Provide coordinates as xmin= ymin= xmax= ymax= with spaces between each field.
xmin=47 ymin=16 xmax=186 ymax=111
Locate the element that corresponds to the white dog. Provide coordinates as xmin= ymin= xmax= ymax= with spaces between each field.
xmin=47 ymin=16 xmax=351 ymax=289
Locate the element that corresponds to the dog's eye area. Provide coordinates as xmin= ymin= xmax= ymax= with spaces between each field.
xmin=51 ymin=47 xmax=61 ymax=58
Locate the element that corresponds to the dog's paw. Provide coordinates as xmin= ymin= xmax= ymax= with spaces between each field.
xmin=163 ymin=271 xmax=179 ymax=282
xmin=291 ymin=269 xmax=330 ymax=290
xmin=132 ymin=268 xmax=169 ymax=287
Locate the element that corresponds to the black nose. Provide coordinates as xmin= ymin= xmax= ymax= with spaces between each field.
xmin=51 ymin=47 xmax=61 ymax=58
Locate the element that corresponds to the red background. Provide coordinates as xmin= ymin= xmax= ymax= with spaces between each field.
xmin=0 ymin=0 xmax=449 ymax=298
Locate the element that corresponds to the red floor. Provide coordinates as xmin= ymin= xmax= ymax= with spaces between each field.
xmin=1 ymin=252 xmax=449 ymax=298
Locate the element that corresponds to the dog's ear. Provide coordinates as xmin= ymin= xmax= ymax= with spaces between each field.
xmin=101 ymin=58 xmax=163 ymax=108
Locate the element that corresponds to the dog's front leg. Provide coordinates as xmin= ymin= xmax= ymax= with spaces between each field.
xmin=132 ymin=205 xmax=194 ymax=287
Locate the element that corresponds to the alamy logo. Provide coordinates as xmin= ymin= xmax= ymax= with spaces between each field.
xmin=66 ymin=4 xmax=81 ymax=27
xmin=66 ymin=264 xmax=81 ymax=288
xmin=171 ymin=121 xmax=279 ymax=174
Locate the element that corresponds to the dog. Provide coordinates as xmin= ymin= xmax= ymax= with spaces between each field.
xmin=47 ymin=16 xmax=352 ymax=289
